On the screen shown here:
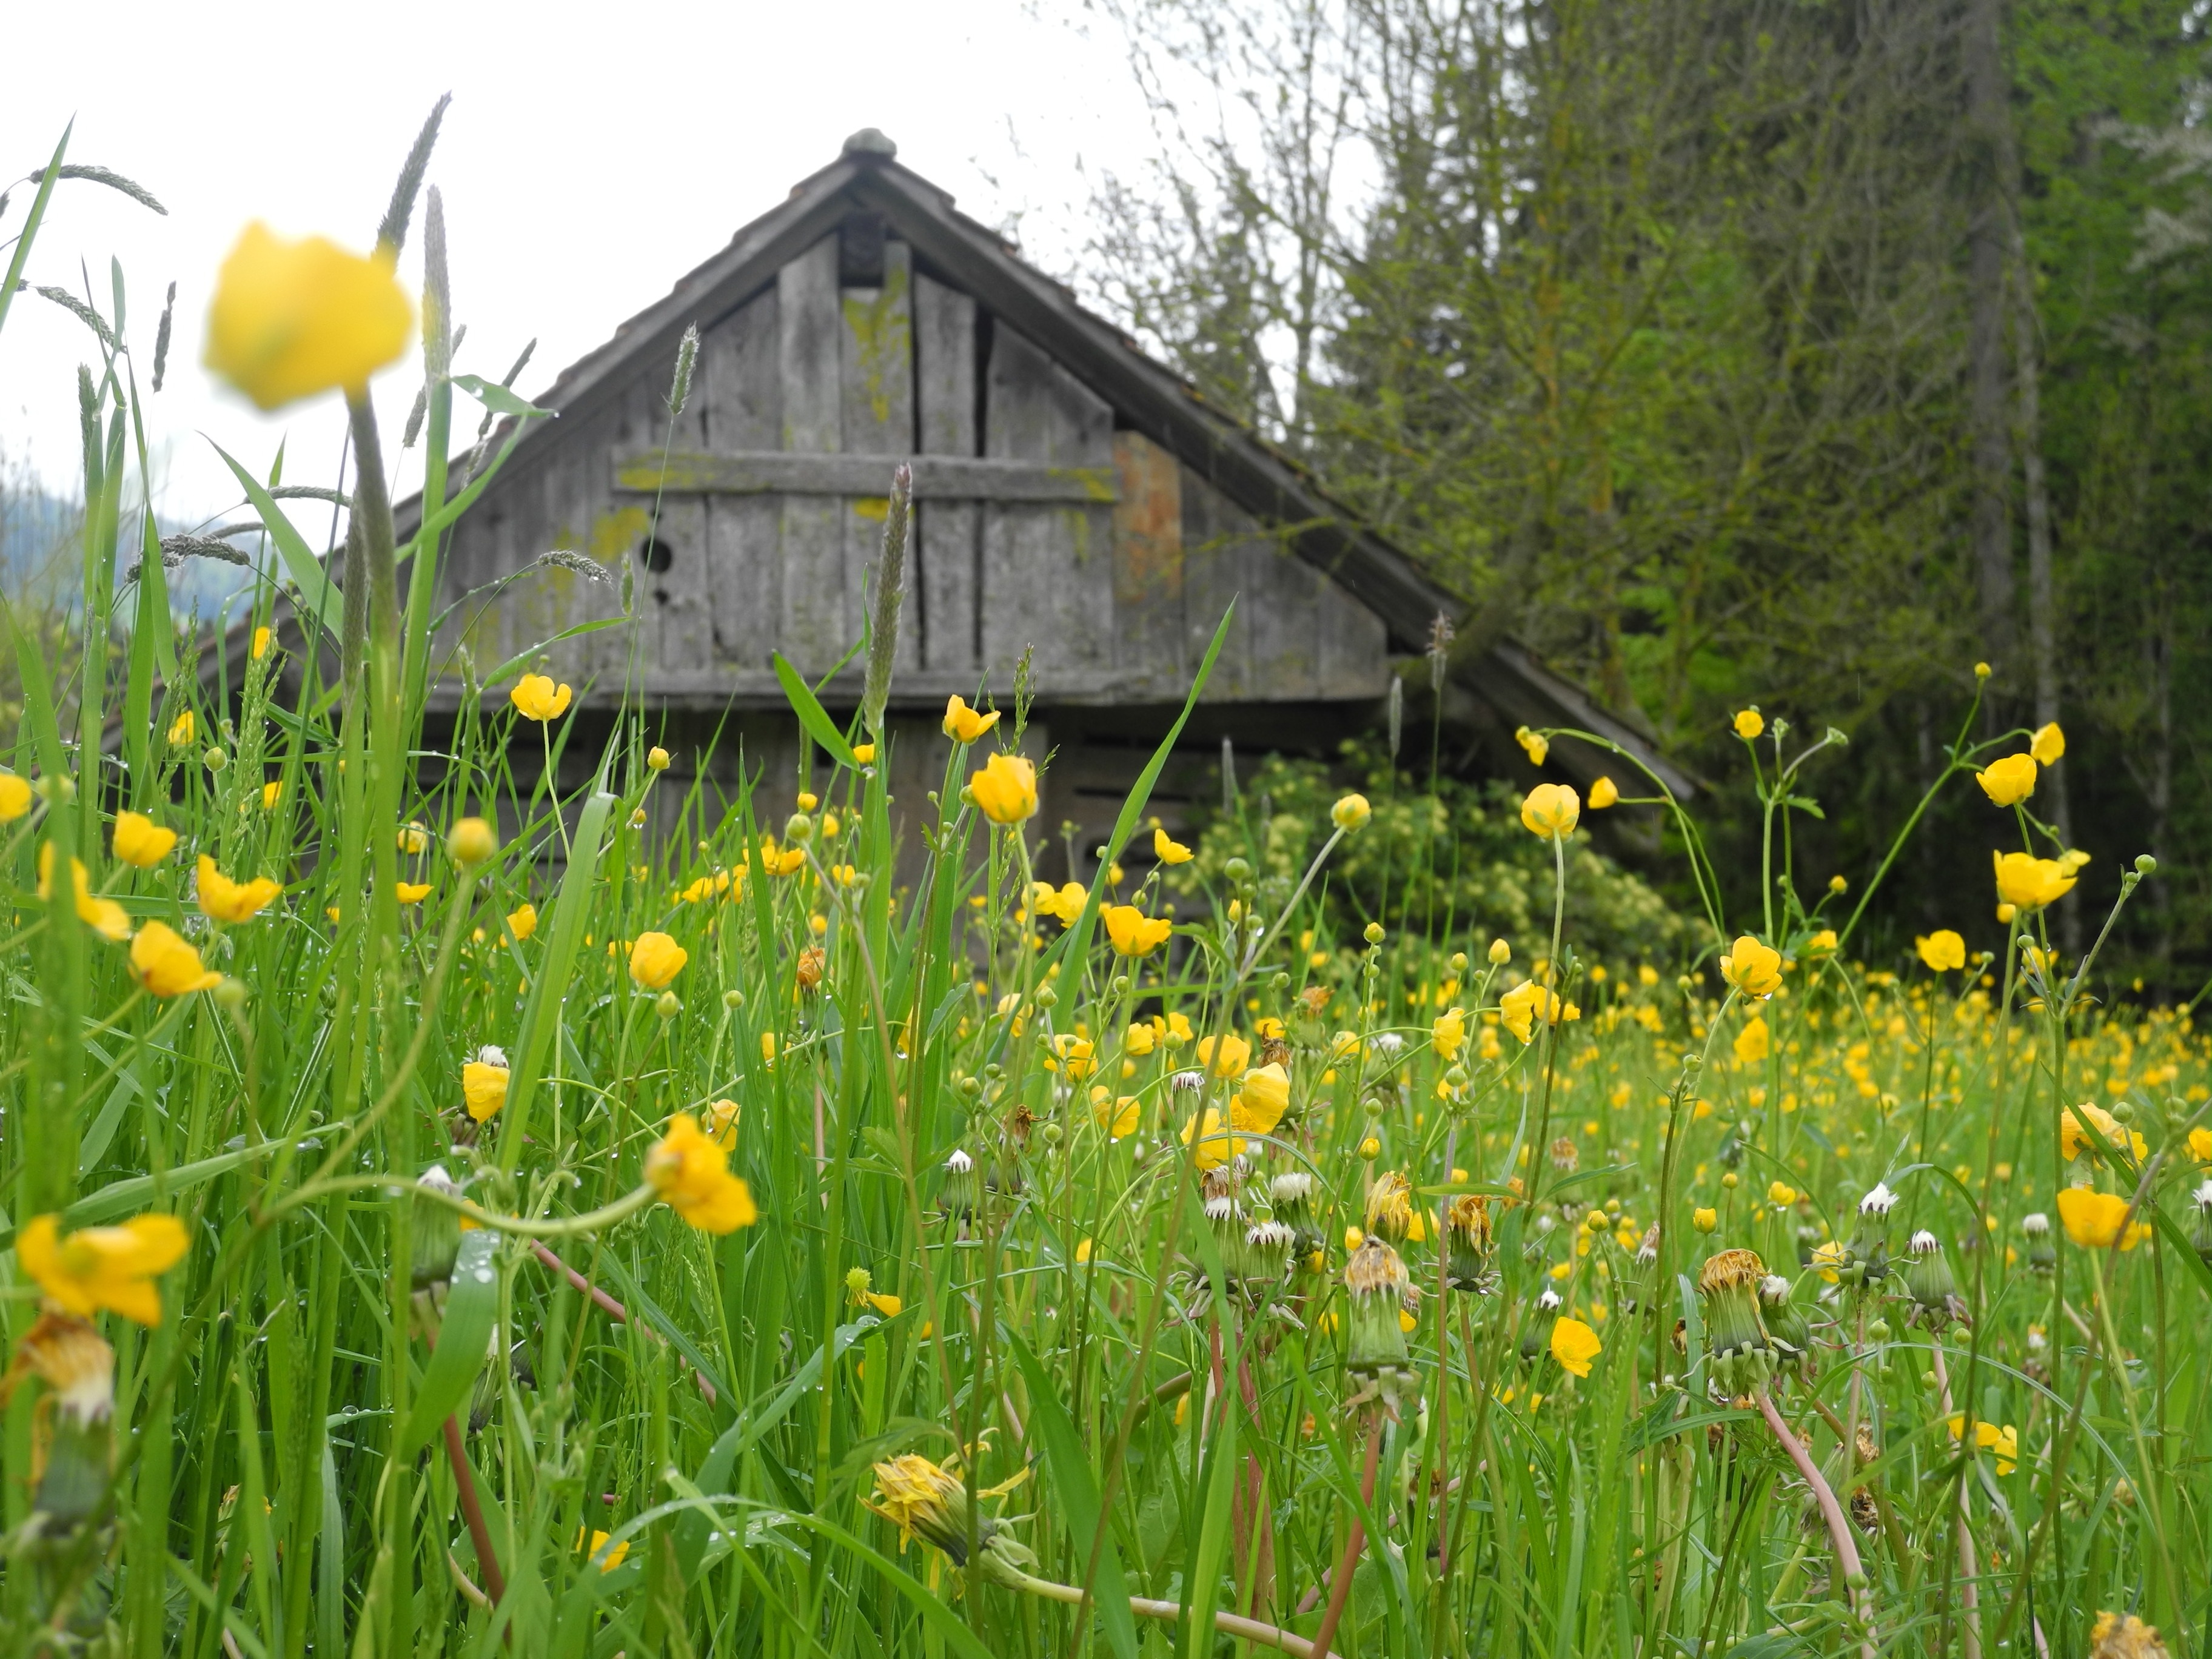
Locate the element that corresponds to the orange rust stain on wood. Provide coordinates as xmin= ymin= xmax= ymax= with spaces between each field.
xmin=1112 ymin=431 xmax=1182 ymax=605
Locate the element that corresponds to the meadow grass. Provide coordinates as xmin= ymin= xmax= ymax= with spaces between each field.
xmin=0 ymin=113 xmax=2206 ymax=1659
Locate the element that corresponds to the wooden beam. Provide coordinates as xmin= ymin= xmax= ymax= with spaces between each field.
xmin=612 ymin=450 xmax=1119 ymax=503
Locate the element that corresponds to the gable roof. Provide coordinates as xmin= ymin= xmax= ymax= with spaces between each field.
xmin=211 ymin=133 xmax=1691 ymax=799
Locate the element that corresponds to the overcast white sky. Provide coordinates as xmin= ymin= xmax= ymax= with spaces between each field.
xmin=1 ymin=0 xmax=1159 ymax=528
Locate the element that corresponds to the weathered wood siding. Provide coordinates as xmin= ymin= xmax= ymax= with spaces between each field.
xmin=436 ymin=218 xmax=1390 ymax=708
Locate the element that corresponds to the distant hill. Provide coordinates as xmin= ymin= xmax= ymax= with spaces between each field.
xmin=0 ymin=460 xmax=265 ymax=625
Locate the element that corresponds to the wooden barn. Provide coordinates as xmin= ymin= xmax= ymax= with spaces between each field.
xmin=266 ymin=131 xmax=1686 ymax=868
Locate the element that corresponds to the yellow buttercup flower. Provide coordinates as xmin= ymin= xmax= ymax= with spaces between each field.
xmin=1976 ymin=753 xmax=2037 ymax=806
xmin=1179 ymin=1107 xmax=1245 ymax=1169
xmin=509 ymin=674 xmax=572 ymax=723
xmin=1153 ymin=825 xmax=1193 ymax=864
xmin=2190 ymin=1126 xmax=2212 ymax=1163
xmin=127 ymin=922 xmax=216 ymax=995
xmin=16 ymin=1213 xmax=189 ymax=1326
xmin=1230 ymin=1063 xmax=1291 ymax=1136
xmin=167 ymin=708 xmax=196 ymax=747
xmin=1550 ymin=1316 xmax=1601 ymax=1378
xmin=462 ymin=1058 xmax=510 ymax=1124
xmin=37 ymin=844 xmax=132 ymax=942
xmin=2060 ymin=1102 xmax=2147 ymax=1164
xmin=2056 ymin=1185 xmax=2133 ymax=1249
xmin=629 ymin=931 xmax=688 ymax=990
xmin=645 ymin=1114 xmax=757 ymax=1233
xmin=942 ymin=694 xmax=1000 ymax=743
xmin=1432 ymin=1007 xmax=1467 ymax=1061
xmin=1124 ymin=1019 xmax=1159 ymax=1056
xmin=576 ymin=1529 xmax=630 ymax=1572
xmin=1091 ymin=1088 xmax=1141 ymax=1139
xmin=1733 ymin=708 xmax=1764 ymax=740
xmin=1718 ymin=935 xmax=1783 ymax=999
xmin=393 ymin=881 xmax=429 ymax=906
xmin=1587 ymin=776 xmax=1619 ymax=809
xmin=1768 ymin=1181 xmax=1797 ymax=1205
xmin=261 ymin=780 xmax=284 ymax=811
xmin=1514 ymin=726 xmax=1549 ymax=766
xmin=1500 ymin=980 xmax=1578 ymax=1043
xmin=1947 ymin=1415 xmax=2019 ymax=1475
xmin=205 ymin=222 xmax=411 ymax=411
xmin=1992 ymin=850 xmax=2075 ymax=911
xmin=1519 ymin=783 xmax=1580 ymax=841
xmin=850 ymin=742 xmax=876 ymax=764
xmin=1032 ymin=880 xmax=1087 ymax=925
xmin=0 ymin=773 xmax=30 ymax=822
xmin=2030 ymin=722 xmax=2065 ymax=765
xmin=968 ymin=752 xmax=1037 ymax=824
xmin=251 ymin=625 xmax=273 ymax=661
xmin=1047 ymin=1033 xmax=1095 ymax=1079
xmin=1331 ymin=793 xmax=1372 ymax=831
xmin=1915 ymin=930 xmax=1966 ymax=973
xmin=1732 ymin=1015 xmax=1771 ymax=1065
xmin=1196 ymin=1032 xmax=1252 ymax=1078
xmin=111 ymin=812 xmax=176 ymax=868
xmin=1103 ymin=904 xmax=1171 ymax=957
xmin=506 ymin=903 xmax=538 ymax=942
xmin=197 ymin=855 xmax=281 ymax=923
xmin=398 ymin=822 xmax=429 ymax=855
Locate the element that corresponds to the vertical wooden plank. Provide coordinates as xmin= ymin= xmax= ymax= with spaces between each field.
xmin=1110 ymin=431 xmax=1185 ymax=693
xmin=1318 ymin=571 xmax=1390 ymax=697
xmin=980 ymin=325 xmax=1113 ymax=682
xmin=1178 ymin=470 xmax=1252 ymax=700
xmin=913 ymin=272 xmax=979 ymax=675
xmin=778 ymin=235 xmax=845 ymax=674
xmin=1238 ymin=516 xmax=1322 ymax=699
xmin=840 ymin=240 xmax=919 ymax=672
xmin=702 ymin=287 xmax=782 ymax=665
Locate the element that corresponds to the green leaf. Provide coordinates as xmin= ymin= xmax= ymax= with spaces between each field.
xmin=497 ymin=784 xmax=618 ymax=1173
xmin=0 ymin=124 xmax=70 ymax=344
xmin=1004 ymin=1330 xmax=1141 ymax=1659
xmin=397 ymin=1231 xmax=500 ymax=1456
xmin=771 ymin=651 xmax=857 ymax=767
xmin=450 ymin=373 xmax=551 ymax=418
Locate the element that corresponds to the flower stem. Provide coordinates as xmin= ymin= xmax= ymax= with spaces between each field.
xmin=1754 ymin=1387 xmax=1875 ymax=1659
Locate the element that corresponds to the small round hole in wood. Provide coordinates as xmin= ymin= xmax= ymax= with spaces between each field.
xmin=637 ymin=535 xmax=674 ymax=574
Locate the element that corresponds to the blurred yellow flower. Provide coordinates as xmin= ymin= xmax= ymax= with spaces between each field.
xmin=1091 ymin=1089 xmax=1141 ymax=1139
xmin=1520 ymin=783 xmax=1580 ymax=841
xmin=1154 ymin=825 xmax=1193 ymax=864
xmin=1992 ymin=851 xmax=2074 ymax=911
xmin=850 ymin=742 xmax=876 ymax=764
xmin=112 ymin=811 xmax=175 ymax=868
xmin=394 ymin=882 xmax=431 ymax=906
xmin=1432 ymin=1007 xmax=1467 ymax=1060
xmin=463 ymin=1058 xmax=509 ymax=1124
xmin=1692 ymin=1207 xmax=1718 ymax=1233
xmin=2056 ymin=1185 xmax=2132 ymax=1249
xmin=1124 ymin=1019 xmax=1158 ymax=1056
xmin=506 ymin=903 xmax=537 ymax=942
xmin=1768 ymin=1181 xmax=1797 ymax=1205
xmin=251 ymin=625 xmax=273 ymax=661
xmin=167 ymin=708 xmax=195 ymax=747
xmin=576 ymin=1529 xmax=631 ymax=1572
xmin=38 ymin=844 xmax=131 ymax=942
xmin=2060 ymin=1102 xmax=2146 ymax=1164
xmin=509 ymin=674 xmax=572 ymax=722
xmin=2030 ymin=723 xmax=2065 ymax=765
xmin=17 ymin=1212 xmax=189 ymax=1325
xmin=1550 ymin=1316 xmax=1601 ymax=1377
xmin=645 ymin=1114 xmax=757 ymax=1233
xmin=1180 ymin=1108 xmax=1245 ymax=1168
xmin=1500 ymin=980 xmax=1578 ymax=1043
xmin=1231 ymin=1063 xmax=1290 ymax=1136
xmin=968 ymin=752 xmax=1036 ymax=824
xmin=1587 ymin=776 xmax=1618 ymax=809
xmin=1976 ymin=753 xmax=2037 ymax=806
xmin=0 ymin=773 xmax=30 ymax=821
xmin=1720 ymin=935 xmax=1783 ymax=999
xmin=629 ymin=931 xmax=688 ymax=990
xmin=1048 ymin=1034 xmax=1094 ymax=1079
xmin=1733 ymin=709 xmax=1764 ymax=740
xmin=1806 ymin=929 xmax=1837 ymax=957
xmin=398 ymin=822 xmax=429 ymax=854
xmin=1197 ymin=1032 xmax=1252 ymax=1077
xmin=1331 ymin=793 xmax=1372 ymax=831
xmin=1515 ymin=726 xmax=1549 ymax=766
xmin=2190 ymin=1126 xmax=2212 ymax=1162
xmin=1733 ymin=1015 xmax=1771 ymax=1065
xmin=1916 ymin=930 xmax=1966 ymax=973
xmin=1947 ymin=1415 xmax=2019 ymax=1475
xmin=942 ymin=695 xmax=999 ymax=742
xmin=204 ymin=222 xmax=411 ymax=409
xmin=1104 ymin=904 xmax=1170 ymax=956
xmin=261 ymin=780 xmax=284 ymax=811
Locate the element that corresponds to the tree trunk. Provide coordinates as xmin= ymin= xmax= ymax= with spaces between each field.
xmin=1965 ymin=0 xmax=2016 ymax=674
